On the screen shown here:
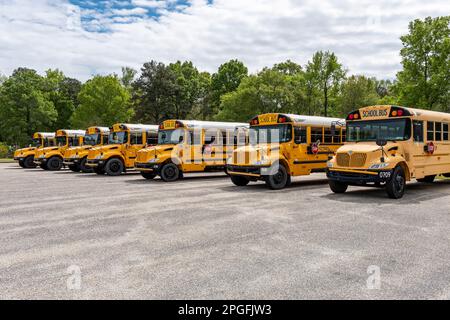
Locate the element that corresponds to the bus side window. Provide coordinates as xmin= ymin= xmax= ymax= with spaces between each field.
xmin=146 ymin=132 xmax=158 ymax=145
xmin=188 ymin=130 xmax=201 ymax=145
xmin=444 ymin=123 xmax=449 ymax=141
xmin=130 ymin=132 xmax=143 ymax=145
xmin=311 ymin=127 xmax=323 ymax=143
xmin=427 ymin=121 xmax=434 ymax=141
xmin=294 ymin=126 xmax=307 ymax=144
xmin=413 ymin=121 xmax=424 ymax=142
xmin=341 ymin=129 xmax=346 ymax=143
xmin=435 ymin=122 xmax=442 ymax=141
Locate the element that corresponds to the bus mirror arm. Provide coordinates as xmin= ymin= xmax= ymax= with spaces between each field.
xmin=376 ymin=139 xmax=388 ymax=163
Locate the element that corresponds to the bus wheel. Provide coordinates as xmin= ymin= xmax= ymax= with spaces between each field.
xmin=386 ymin=166 xmax=406 ymax=199
xmin=329 ymin=180 xmax=348 ymax=193
xmin=23 ymin=156 xmax=36 ymax=168
xmin=18 ymin=160 xmax=26 ymax=168
xmin=160 ymin=163 xmax=180 ymax=182
xmin=230 ymin=175 xmax=250 ymax=186
xmin=79 ymin=158 xmax=93 ymax=173
xmin=265 ymin=164 xmax=289 ymax=190
xmin=417 ymin=175 xmax=436 ymax=183
xmin=69 ymin=164 xmax=80 ymax=172
xmin=105 ymin=158 xmax=124 ymax=176
xmin=94 ymin=167 xmax=105 ymax=175
xmin=47 ymin=157 xmax=63 ymax=171
xmin=141 ymin=172 xmax=156 ymax=180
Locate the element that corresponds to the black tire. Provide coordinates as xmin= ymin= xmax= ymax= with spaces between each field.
xmin=230 ymin=175 xmax=250 ymax=186
xmin=264 ymin=164 xmax=289 ymax=190
xmin=160 ymin=163 xmax=180 ymax=182
xmin=104 ymin=158 xmax=124 ymax=176
xmin=47 ymin=157 xmax=63 ymax=171
xmin=386 ymin=166 xmax=406 ymax=199
xmin=79 ymin=157 xmax=93 ymax=173
xmin=329 ymin=180 xmax=348 ymax=193
xmin=417 ymin=175 xmax=436 ymax=183
xmin=94 ymin=167 xmax=105 ymax=175
xmin=18 ymin=160 xmax=25 ymax=168
xmin=69 ymin=164 xmax=80 ymax=172
xmin=23 ymin=156 xmax=36 ymax=168
xmin=141 ymin=171 xmax=156 ymax=180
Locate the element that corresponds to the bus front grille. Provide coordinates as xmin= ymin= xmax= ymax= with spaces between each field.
xmin=337 ymin=153 xmax=367 ymax=167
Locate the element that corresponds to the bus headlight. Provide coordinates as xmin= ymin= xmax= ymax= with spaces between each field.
xmin=327 ymin=161 xmax=333 ymax=168
xmin=369 ymin=163 xmax=389 ymax=169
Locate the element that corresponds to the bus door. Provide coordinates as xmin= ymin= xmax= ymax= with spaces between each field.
xmin=127 ymin=130 xmax=145 ymax=163
xmin=185 ymin=129 xmax=203 ymax=167
xmin=411 ymin=120 xmax=427 ymax=177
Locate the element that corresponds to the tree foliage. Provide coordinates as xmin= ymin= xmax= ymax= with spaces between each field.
xmin=396 ymin=16 xmax=450 ymax=111
xmin=70 ymin=75 xmax=133 ymax=128
xmin=0 ymin=68 xmax=57 ymax=146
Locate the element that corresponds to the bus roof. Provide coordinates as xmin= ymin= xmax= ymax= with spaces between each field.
xmin=56 ymin=129 xmax=86 ymax=137
xmin=33 ymin=132 xmax=55 ymax=139
xmin=251 ymin=113 xmax=345 ymax=127
xmin=162 ymin=120 xmax=249 ymax=130
xmin=112 ymin=123 xmax=159 ymax=132
xmin=87 ymin=126 xmax=110 ymax=134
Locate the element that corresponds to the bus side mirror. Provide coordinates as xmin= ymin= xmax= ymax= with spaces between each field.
xmin=376 ymin=139 xmax=387 ymax=147
xmin=179 ymin=136 xmax=184 ymax=143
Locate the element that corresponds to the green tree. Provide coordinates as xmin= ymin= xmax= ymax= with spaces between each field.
xmin=132 ymin=61 xmax=178 ymax=124
xmin=216 ymin=66 xmax=305 ymax=122
xmin=211 ymin=59 xmax=248 ymax=113
xmin=44 ymin=69 xmax=81 ymax=129
xmin=396 ymin=16 xmax=450 ymax=111
xmin=305 ymin=51 xmax=346 ymax=117
xmin=168 ymin=61 xmax=202 ymax=119
xmin=337 ymin=75 xmax=380 ymax=115
xmin=121 ymin=66 xmax=137 ymax=90
xmin=0 ymin=68 xmax=57 ymax=146
xmin=70 ymin=75 xmax=133 ymax=128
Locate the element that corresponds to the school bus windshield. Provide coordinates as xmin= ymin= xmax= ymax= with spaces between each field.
xmin=249 ymin=124 xmax=292 ymax=144
xmin=158 ymin=129 xmax=185 ymax=144
xmin=109 ymin=131 xmax=128 ymax=144
xmin=56 ymin=136 xmax=67 ymax=146
xmin=32 ymin=138 xmax=41 ymax=147
xmin=347 ymin=118 xmax=411 ymax=142
xmin=84 ymin=134 xmax=100 ymax=146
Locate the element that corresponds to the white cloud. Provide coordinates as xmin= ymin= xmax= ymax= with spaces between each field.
xmin=0 ymin=0 xmax=448 ymax=81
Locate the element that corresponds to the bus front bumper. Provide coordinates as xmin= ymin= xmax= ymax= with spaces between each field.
xmin=135 ymin=162 xmax=159 ymax=172
xmin=327 ymin=168 xmax=393 ymax=185
xmin=86 ymin=159 xmax=104 ymax=168
xmin=226 ymin=165 xmax=272 ymax=179
xmin=34 ymin=157 xmax=46 ymax=165
xmin=63 ymin=158 xmax=80 ymax=165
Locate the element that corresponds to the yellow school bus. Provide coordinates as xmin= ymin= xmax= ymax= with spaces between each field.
xmin=63 ymin=126 xmax=110 ymax=173
xmin=226 ymin=113 xmax=345 ymax=189
xmin=134 ymin=120 xmax=249 ymax=181
xmin=13 ymin=132 xmax=56 ymax=168
xmin=34 ymin=130 xmax=85 ymax=170
xmin=327 ymin=105 xmax=450 ymax=199
xmin=86 ymin=123 xmax=158 ymax=176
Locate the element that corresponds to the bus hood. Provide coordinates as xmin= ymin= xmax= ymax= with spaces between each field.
xmin=337 ymin=142 xmax=398 ymax=154
xmin=136 ymin=145 xmax=175 ymax=162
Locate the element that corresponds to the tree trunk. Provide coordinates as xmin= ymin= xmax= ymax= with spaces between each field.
xmin=324 ymin=84 xmax=328 ymax=117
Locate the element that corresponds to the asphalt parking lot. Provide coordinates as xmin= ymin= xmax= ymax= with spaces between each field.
xmin=1 ymin=162 xmax=450 ymax=299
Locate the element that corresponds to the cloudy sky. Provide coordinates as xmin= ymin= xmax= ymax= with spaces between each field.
xmin=0 ymin=0 xmax=448 ymax=81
